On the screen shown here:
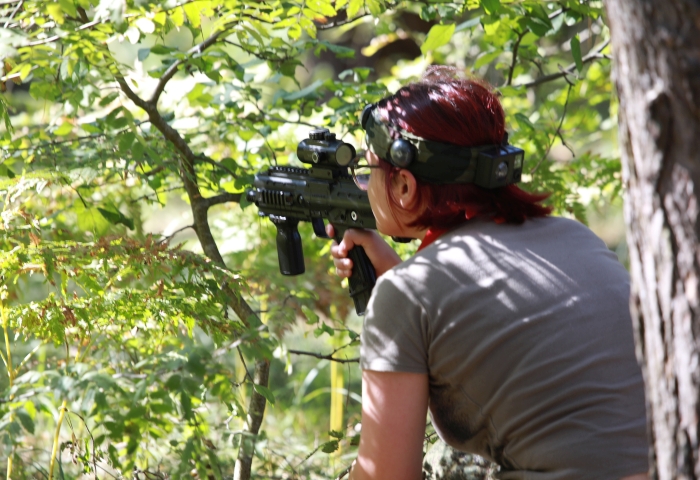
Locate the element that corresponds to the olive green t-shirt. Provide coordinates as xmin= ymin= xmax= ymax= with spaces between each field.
xmin=361 ymin=217 xmax=648 ymax=479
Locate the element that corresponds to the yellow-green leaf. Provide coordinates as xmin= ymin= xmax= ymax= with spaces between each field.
xmin=46 ymin=4 xmax=64 ymax=24
xmin=19 ymin=63 xmax=32 ymax=81
xmin=184 ymin=2 xmax=202 ymax=28
xmin=55 ymin=122 xmax=73 ymax=136
xmin=421 ymin=23 xmax=455 ymax=55
xmin=171 ymin=7 xmax=185 ymax=27
xmin=153 ymin=11 xmax=166 ymax=25
xmin=347 ymin=0 xmax=363 ymax=17
xmin=307 ymin=0 xmax=337 ymax=17
xmin=366 ymin=0 xmax=382 ymax=16
xmin=288 ymin=23 xmax=302 ymax=40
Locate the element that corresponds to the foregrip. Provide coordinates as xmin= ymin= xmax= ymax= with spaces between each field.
xmin=334 ymin=231 xmax=377 ymax=316
xmin=272 ymin=216 xmax=305 ymax=275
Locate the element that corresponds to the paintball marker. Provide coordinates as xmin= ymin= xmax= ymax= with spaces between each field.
xmin=246 ymin=128 xmax=377 ymax=315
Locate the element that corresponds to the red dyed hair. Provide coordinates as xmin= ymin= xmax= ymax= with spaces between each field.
xmin=375 ymin=66 xmax=551 ymax=229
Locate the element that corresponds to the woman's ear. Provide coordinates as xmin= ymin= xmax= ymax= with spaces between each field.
xmin=391 ymin=169 xmax=420 ymax=210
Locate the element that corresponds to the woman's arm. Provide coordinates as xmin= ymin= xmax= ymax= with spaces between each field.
xmin=326 ymin=225 xmax=402 ymax=278
xmin=350 ymin=370 xmax=429 ymax=480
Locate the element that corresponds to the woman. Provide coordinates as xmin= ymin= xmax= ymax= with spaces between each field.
xmin=329 ymin=67 xmax=649 ymax=480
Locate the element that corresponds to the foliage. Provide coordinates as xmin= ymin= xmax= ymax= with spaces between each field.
xmin=0 ymin=0 xmax=618 ymax=478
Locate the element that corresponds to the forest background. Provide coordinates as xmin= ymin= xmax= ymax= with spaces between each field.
xmin=0 ymin=1 xmax=621 ymax=479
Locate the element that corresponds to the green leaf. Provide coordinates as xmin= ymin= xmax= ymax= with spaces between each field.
xmin=125 ymin=406 xmax=147 ymax=420
xmin=0 ymin=164 xmax=16 ymax=178
xmin=320 ymin=440 xmax=339 ymax=453
xmin=97 ymin=207 xmax=134 ymax=230
xmin=118 ymin=132 xmax=135 ymax=152
xmin=284 ymin=79 xmax=324 ymax=101
xmin=313 ymin=323 xmax=334 ymax=338
xmin=16 ymin=410 xmax=35 ymax=434
xmin=480 ymin=0 xmax=500 ymax=15
xmin=137 ymin=48 xmax=150 ymax=61
xmin=515 ymin=113 xmax=535 ymax=131
xmin=99 ymin=92 xmax=119 ymax=107
xmin=571 ymin=35 xmax=583 ymax=73
xmin=301 ymin=305 xmax=319 ymax=324
xmin=78 ymin=275 xmax=103 ymax=295
xmin=58 ymin=0 xmax=77 ymax=17
xmin=474 ymin=50 xmax=501 ymax=69
xmin=421 ymin=23 xmax=455 ymax=55
xmin=150 ymin=45 xmax=172 ymax=55
xmin=455 ymin=16 xmax=481 ymax=33
xmin=180 ymin=392 xmax=193 ymax=419
xmin=75 ymin=206 xmax=106 ymax=234
xmin=253 ymin=384 xmax=275 ymax=405
xmin=329 ymin=430 xmax=344 ymax=439
xmin=132 ymin=142 xmax=144 ymax=161
xmin=526 ymin=16 xmax=552 ymax=37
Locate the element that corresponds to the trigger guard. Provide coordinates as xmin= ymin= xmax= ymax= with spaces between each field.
xmin=312 ymin=218 xmax=328 ymax=238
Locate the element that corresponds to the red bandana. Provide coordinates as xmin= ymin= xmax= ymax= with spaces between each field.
xmin=417 ymin=227 xmax=450 ymax=251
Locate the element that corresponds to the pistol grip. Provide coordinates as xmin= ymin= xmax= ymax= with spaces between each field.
xmin=334 ymin=231 xmax=377 ymax=315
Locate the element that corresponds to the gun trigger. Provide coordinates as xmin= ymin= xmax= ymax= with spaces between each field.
xmin=312 ymin=218 xmax=329 ymax=238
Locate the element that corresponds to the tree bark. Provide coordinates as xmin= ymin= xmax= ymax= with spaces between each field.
xmin=605 ymin=1 xmax=700 ymax=478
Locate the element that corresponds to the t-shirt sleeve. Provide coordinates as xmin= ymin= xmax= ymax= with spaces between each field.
xmin=360 ymin=271 xmax=430 ymax=374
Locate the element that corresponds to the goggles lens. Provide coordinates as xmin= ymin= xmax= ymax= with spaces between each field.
xmin=349 ymin=150 xmax=378 ymax=191
xmin=352 ymin=165 xmax=373 ymax=191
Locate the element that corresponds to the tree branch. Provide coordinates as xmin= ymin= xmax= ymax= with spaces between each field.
xmin=3 ymin=0 xmax=23 ymax=29
xmin=530 ymin=83 xmax=573 ymax=174
xmin=149 ymin=24 xmax=234 ymax=106
xmin=5 ymin=120 xmax=152 ymax=151
xmin=517 ymin=39 xmax=611 ymax=89
xmin=196 ymin=154 xmax=238 ymax=179
xmin=316 ymin=13 xmax=371 ymax=30
xmin=506 ymin=30 xmax=527 ymax=86
xmin=158 ymin=224 xmax=195 ymax=245
xmin=129 ymin=186 xmax=182 ymax=204
xmin=503 ymin=7 xmax=571 ymax=87
xmin=223 ymin=40 xmax=290 ymax=62
xmin=203 ymin=192 xmax=242 ymax=208
xmin=24 ymin=18 xmax=104 ymax=47
xmin=288 ymin=349 xmax=359 ymax=363
xmin=335 ymin=464 xmax=352 ymax=480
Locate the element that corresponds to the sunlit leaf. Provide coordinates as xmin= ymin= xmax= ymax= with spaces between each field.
xmin=421 ymin=23 xmax=456 ymax=55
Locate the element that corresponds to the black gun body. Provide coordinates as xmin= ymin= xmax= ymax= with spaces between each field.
xmin=248 ymin=165 xmax=377 ymax=315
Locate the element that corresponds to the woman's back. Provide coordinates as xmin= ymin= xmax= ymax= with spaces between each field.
xmin=361 ymin=217 xmax=648 ymax=479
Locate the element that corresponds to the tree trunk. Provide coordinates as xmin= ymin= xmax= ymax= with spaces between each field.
xmin=234 ymin=359 xmax=270 ymax=480
xmin=605 ymin=1 xmax=700 ymax=478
